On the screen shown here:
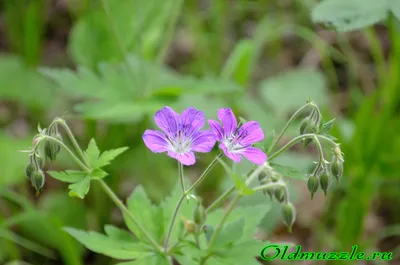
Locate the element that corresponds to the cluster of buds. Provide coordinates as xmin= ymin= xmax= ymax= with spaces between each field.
xmin=24 ymin=123 xmax=63 ymax=194
xmin=258 ymin=168 xmax=296 ymax=233
xmin=25 ymin=150 xmax=46 ymax=195
xmin=306 ymin=145 xmax=344 ymax=198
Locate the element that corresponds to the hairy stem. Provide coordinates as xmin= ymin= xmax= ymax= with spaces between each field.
xmin=164 ymin=153 xmax=222 ymax=249
xmin=267 ymin=102 xmax=311 ymax=154
xmin=178 ymin=162 xmax=186 ymax=193
xmin=97 ymin=179 xmax=163 ymax=253
xmin=205 ymin=186 xmax=235 ymax=213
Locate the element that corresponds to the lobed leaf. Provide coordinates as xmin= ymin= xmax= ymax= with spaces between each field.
xmin=47 ymin=170 xmax=86 ymax=183
xmin=68 ymin=176 xmax=91 ymax=199
xmin=64 ymin=228 xmax=151 ymax=260
xmin=94 ymin=147 xmax=129 ymax=168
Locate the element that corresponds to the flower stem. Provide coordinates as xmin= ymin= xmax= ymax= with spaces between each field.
xmin=178 ymin=162 xmax=186 ymax=193
xmin=207 ymin=180 xmax=285 ymax=252
xmin=267 ymin=103 xmax=312 ymax=154
xmin=48 ymin=118 xmax=89 ymax=166
xmin=207 ymin=194 xmax=240 ymax=248
xmin=97 ymin=179 xmax=163 ymax=253
xmin=41 ymin=133 xmax=163 ymax=253
xmin=42 ymin=135 xmax=90 ymax=172
xmin=268 ymin=133 xmax=334 ymax=161
xmin=205 ymin=186 xmax=235 ymax=213
xmin=164 ymin=153 xmax=222 ymax=249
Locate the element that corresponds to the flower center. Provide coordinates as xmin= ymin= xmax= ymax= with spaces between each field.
xmin=171 ymin=130 xmax=192 ymax=154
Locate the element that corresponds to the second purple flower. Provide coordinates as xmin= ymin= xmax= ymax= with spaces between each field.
xmin=143 ymin=107 xmax=216 ymax=166
xmin=208 ymin=108 xmax=267 ymax=165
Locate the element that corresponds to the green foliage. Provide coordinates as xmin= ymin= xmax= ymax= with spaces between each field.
xmin=68 ymin=0 xmax=177 ymax=67
xmin=64 ymin=227 xmax=151 ymax=260
xmin=312 ymin=0 xmax=400 ymax=32
xmin=261 ymin=69 xmax=328 ymax=117
xmin=39 ymin=56 xmax=240 ymax=122
xmin=68 ymin=176 xmax=91 ymax=199
xmin=0 ymin=133 xmax=32 ymax=186
xmin=0 ymin=54 xmax=56 ymax=111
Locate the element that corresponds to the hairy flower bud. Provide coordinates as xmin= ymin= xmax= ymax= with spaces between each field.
xmin=263 ymin=186 xmax=275 ymax=200
xmin=30 ymin=170 xmax=45 ymax=195
xmin=319 ymin=171 xmax=330 ymax=196
xmin=274 ymin=186 xmax=286 ymax=203
xmin=307 ymin=175 xmax=319 ymax=199
xmin=330 ymin=159 xmax=343 ymax=182
xmin=330 ymin=146 xmax=344 ymax=182
xmin=300 ymin=117 xmax=313 ymax=135
xmin=25 ymin=163 xmax=35 ymax=179
xmin=193 ymin=201 xmax=206 ymax=226
xmin=258 ymin=170 xmax=269 ymax=184
xmin=44 ymin=139 xmax=60 ymax=161
xmin=281 ymin=202 xmax=296 ymax=233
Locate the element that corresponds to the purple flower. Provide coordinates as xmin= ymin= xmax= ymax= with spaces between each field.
xmin=143 ymin=107 xmax=216 ymax=166
xmin=208 ymin=108 xmax=267 ymax=165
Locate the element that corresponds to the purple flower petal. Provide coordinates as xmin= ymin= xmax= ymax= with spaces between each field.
xmin=208 ymin=120 xmax=223 ymax=141
xmin=143 ymin=130 xmax=170 ymax=153
xmin=238 ymin=121 xmax=264 ymax=145
xmin=168 ymin=151 xmax=196 ymax=166
xmin=180 ymin=107 xmax=205 ymax=136
xmin=191 ymin=131 xmax=216 ymax=153
xmin=217 ymin=108 xmax=237 ymax=137
xmin=239 ymin=147 xmax=267 ymax=165
xmin=154 ymin=107 xmax=179 ymax=137
xmin=220 ymin=143 xmax=241 ymax=163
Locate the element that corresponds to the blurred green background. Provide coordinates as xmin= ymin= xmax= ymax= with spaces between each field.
xmin=0 ymin=0 xmax=399 ymax=264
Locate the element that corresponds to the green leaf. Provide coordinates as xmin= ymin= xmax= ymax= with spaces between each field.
xmin=48 ymin=170 xmax=86 ymax=183
xmin=64 ymin=228 xmax=151 ymax=260
xmin=261 ymin=68 xmax=328 ymax=116
xmin=319 ymin=118 xmax=335 ymax=135
xmin=311 ymin=0 xmax=389 ymax=32
xmin=68 ymin=0 xmax=178 ymax=66
xmin=89 ymin=168 xmax=108 ymax=180
xmin=104 ymin=225 xmax=136 ymax=242
xmin=84 ymin=138 xmax=99 ymax=167
xmin=124 ymin=186 xmax=163 ymax=242
xmin=0 ymin=54 xmax=56 ymax=110
xmin=68 ymin=176 xmax=91 ymax=199
xmin=95 ymin=147 xmax=129 ymax=168
xmin=213 ymin=218 xmax=245 ymax=248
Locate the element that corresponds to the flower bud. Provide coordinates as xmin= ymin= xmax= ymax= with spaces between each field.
xmin=263 ymin=186 xmax=275 ymax=200
xmin=30 ymin=170 xmax=45 ymax=195
xmin=307 ymin=175 xmax=319 ymax=199
xmin=36 ymin=156 xmax=44 ymax=169
xmin=181 ymin=217 xmax=197 ymax=234
xmin=319 ymin=171 xmax=330 ymax=196
xmin=281 ymin=202 xmax=296 ymax=233
xmin=25 ymin=163 xmax=35 ymax=179
xmin=274 ymin=186 xmax=286 ymax=203
xmin=44 ymin=139 xmax=60 ymax=161
xmin=300 ymin=117 xmax=313 ymax=135
xmin=193 ymin=201 xmax=206 ymax=226
xmin=330 ymin=159 xmax=343 ymax=182
xmin=258 ymin=170 xmax=269 ymax=184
